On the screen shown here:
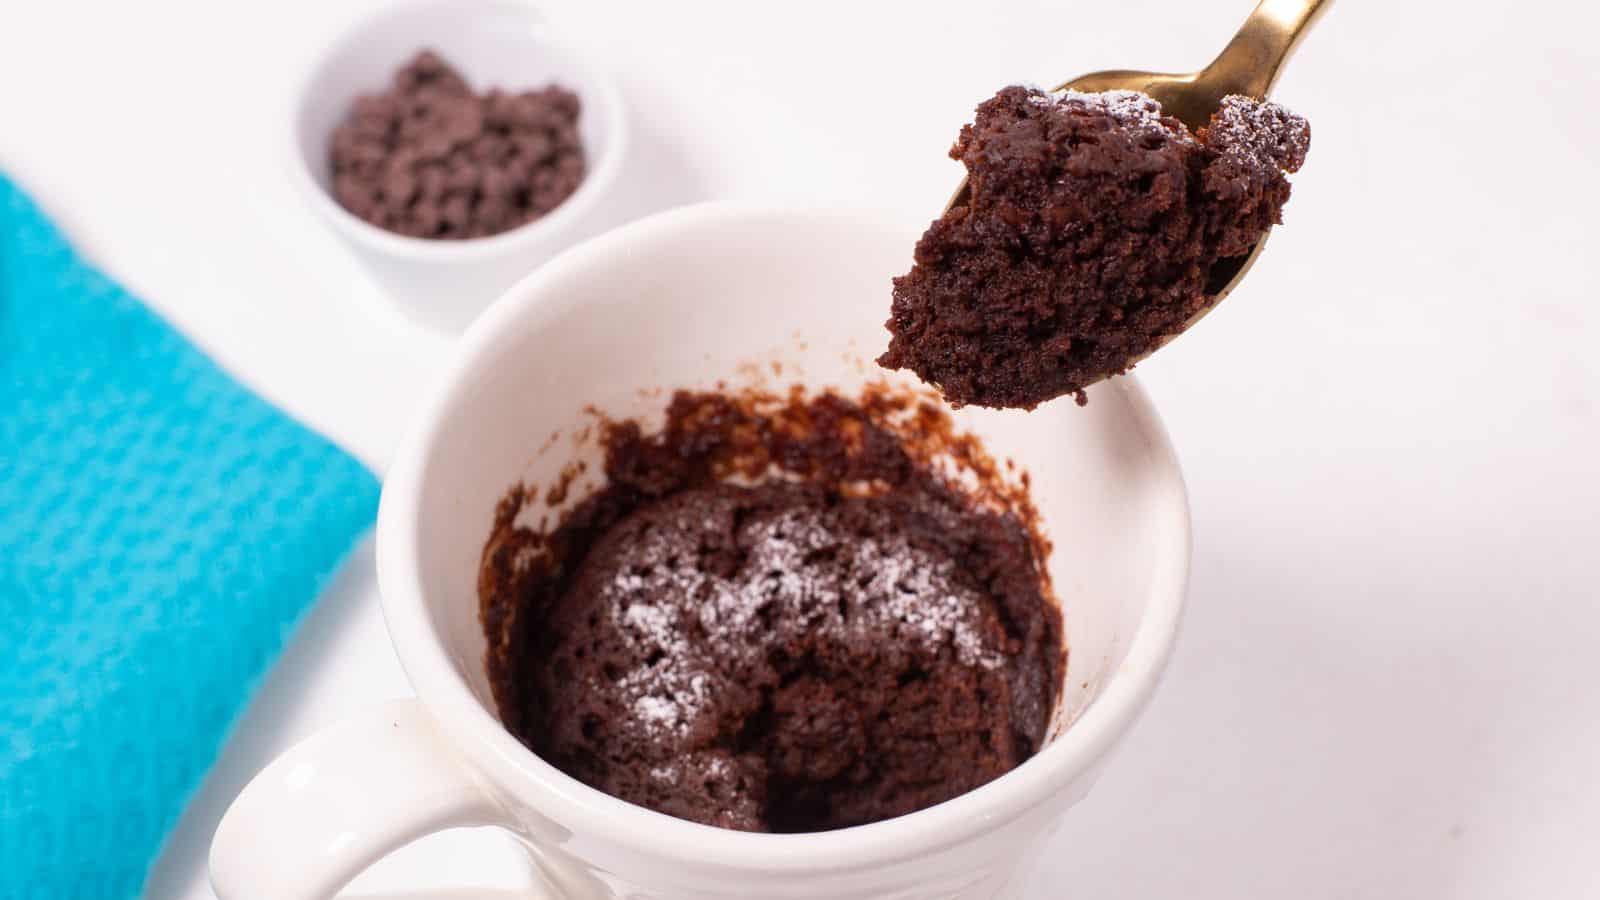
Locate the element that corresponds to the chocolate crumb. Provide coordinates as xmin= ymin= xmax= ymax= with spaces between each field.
xmin=328 ymin=50 xmax=585 ymax=240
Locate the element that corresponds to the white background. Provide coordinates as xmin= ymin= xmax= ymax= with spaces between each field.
xmin=3 ymin=0 xmax=1598 ymax=897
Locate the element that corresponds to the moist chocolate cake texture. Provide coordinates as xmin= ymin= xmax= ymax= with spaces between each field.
xmin=879 ymin=87 xmax=1310 ymax=409
xmin=479 ymin=388 xmax=1062 ymax=832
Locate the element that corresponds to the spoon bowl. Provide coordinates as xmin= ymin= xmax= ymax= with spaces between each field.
xmin=943 ymin=0 xmax=1332 ymax=376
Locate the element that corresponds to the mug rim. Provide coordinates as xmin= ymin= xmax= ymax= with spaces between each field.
xmin=375 ymin=203 xmax=1191 ymax=873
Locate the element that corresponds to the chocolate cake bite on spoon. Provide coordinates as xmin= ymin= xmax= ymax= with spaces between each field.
xmin=880 ymin=0 xmax=1330 ymax=408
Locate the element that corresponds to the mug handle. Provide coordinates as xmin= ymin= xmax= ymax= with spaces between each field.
xmin=209 ymin=699 xmax=530 ymax=899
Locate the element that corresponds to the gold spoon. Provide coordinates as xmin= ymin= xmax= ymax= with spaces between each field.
xmin=943 ymin=0 xmax=1332 ymax=377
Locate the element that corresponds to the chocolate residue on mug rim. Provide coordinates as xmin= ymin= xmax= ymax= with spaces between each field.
xmin=483 ymin=380 xmax=1054 ymax=593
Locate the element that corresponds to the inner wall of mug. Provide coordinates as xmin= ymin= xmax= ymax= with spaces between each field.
xmin=410 ymin=210 xmax=1175 ymax=752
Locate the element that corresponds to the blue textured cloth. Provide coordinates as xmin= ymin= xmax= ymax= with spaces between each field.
xmin=0 ymin=174 xmax=381 ymax=897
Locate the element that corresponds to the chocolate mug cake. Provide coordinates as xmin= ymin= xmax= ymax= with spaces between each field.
xmin=479 ymin=386 xmax=1063 ymax=832
xmin=328 ymin=50 xmax=585 ymax=240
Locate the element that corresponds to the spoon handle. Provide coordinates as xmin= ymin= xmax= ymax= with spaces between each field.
xmin=1203 ymin=0 xmax=1333 ymax=99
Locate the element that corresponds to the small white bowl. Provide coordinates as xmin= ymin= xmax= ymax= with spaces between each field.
xmin=290 ymin=0 xmax=627 ymax=335
xmin=211 ymin=205 xmax=1191 ymax=899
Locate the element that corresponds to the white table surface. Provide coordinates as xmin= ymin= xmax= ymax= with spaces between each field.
xmin=4 ymin=0 xmax=1598 ymax=896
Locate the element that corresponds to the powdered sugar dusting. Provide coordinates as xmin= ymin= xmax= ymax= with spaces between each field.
xmin=633 ymin=694 xmax=678 ymax=726
xmin=482 ymin=385 xmax=1063 ymax=832
xmin=851 ymin=531 xmax=1003 ymax=670
xmin=587 ymin=495 xmax=1008 ymax=755
xmin=1206 ymin=94 xmax=1310 ymax=173
xmin=704 ymin=755 xmax=730 ymax=780
xmin=1026 ymin=87 xmax=1184 ymax=142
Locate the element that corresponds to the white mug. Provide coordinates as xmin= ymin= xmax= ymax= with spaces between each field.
xmin=209 ymin=205 xmax=1190 ymax=899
